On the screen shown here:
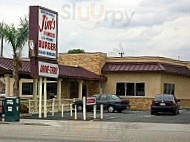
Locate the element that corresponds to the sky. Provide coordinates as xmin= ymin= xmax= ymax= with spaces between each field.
xmin=0 ymin=0 xmax=190 ymax=61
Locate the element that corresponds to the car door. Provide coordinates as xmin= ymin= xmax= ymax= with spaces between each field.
xmin=96 ymin=95 xmax=109 ymax=110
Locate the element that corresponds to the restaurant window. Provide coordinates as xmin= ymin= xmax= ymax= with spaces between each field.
xmin=164 ymin=83 xmax=175 ymax=95
xmin=22 ymin=83 xmax=33 ymax=96
xmin=116 ymin=82 xmax=145 ymax=96
xmin=116 ymin=83 xmax=125 ymax=96
xmin=47 ymin=83 xmax=57 ymax=95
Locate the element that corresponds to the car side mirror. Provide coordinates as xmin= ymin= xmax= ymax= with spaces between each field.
xmin=176 ymin=99 xmax=180 ymax=102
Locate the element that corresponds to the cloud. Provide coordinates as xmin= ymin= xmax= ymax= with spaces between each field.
xmin=0 ymin=0 xmax=190 ymax=61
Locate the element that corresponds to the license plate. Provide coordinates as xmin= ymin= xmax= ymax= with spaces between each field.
xmin=160 ymin=103 xmax=165 ymax=106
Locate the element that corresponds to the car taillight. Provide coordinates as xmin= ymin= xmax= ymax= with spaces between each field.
xmin=170 ymin=102 xmax=174 ymax=106
xmin=120 ymin=100 xmax=129 ymax=104
xmin=151 ymin=102 xmax=156 ymax=106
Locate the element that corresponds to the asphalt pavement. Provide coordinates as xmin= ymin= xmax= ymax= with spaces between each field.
xmin=22 ymin=108 xmax=190 ymax=124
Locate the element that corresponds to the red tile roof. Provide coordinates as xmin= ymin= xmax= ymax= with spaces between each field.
xmin=0 ymin=58 xmax=30 ymax=74
xmin=0 ymin=58 xmax=104 ymax=81
xmin=102 ymin=62 xmax=190 ymax=76
xmin=59 ymin=65 xmax=104 ymax=80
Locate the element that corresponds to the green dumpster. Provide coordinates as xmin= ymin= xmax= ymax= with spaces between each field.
xmin=4 ymin=97 xmax=20 ymax=122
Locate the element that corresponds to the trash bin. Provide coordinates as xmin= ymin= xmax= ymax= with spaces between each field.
xmin=4 ymin=97 xmax=20 ymax=122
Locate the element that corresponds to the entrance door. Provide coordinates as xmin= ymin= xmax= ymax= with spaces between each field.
xmin=82 ymin=84 xmax=87 ymax=97
xmin=70 ymin=81 xmax=78 ymax=98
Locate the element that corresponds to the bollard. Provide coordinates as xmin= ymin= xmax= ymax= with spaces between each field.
xmin=93 ymin=105 xmax=97 ymax=119
xmin=61 ymin=104 xmax=64 ymax=118
xmin=75 ymin=105 xmax=77 ymax=120
xmin=100 ymin=104 xmax=103 ymax=119
xmin=1 ymin=114 xmax=4 ymax=122
xmin=70 ymin=104 xmax=73 ymax=117
xmin=52 ymin=102 xmax=55 ymax=116
xmin=83 ymin=97 xmax=86 ymax=120
xmin=53 ymin=98 xmax=55 ymax=107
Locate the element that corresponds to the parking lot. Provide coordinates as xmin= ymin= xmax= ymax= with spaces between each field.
xmin=23 ymin=108 xmax=190 ymax=124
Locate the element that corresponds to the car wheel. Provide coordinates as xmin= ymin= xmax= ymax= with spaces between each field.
xmin=150 ymin=110 xmax=156 ymax=115
xmin=107 ymin=106 xmax=115 ymax=113
xmin=77 ymin=105 xmax=83 ymax=112
xmin=173 ymin=109 xmax=178 ymax=115
xmin=117 ymin=110 xmax=122 ymax=113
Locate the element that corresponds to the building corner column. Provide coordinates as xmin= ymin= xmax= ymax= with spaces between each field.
xmin=33 ymin=77 xmax=38 ymax=111
xmin=78 ymin=80 xmax=83 ymax=100
xmin=38 ymin=77 xmax=43 ymax=118
xmin=57 ymin=78 xmax=63 ymax=111
xmin=43 ymin=78 xmax=47 ymax=118
xmin=5 ymin=74 xmax=11 ymax=97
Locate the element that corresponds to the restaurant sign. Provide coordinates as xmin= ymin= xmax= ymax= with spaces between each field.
xmin=38 ymin=8 xmax=57 ymax=59
xmin=38 ymin=61 xmax=59 ymax=78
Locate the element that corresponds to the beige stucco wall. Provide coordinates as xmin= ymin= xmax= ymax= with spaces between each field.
xmin=103 ymin=72 xmax=162 ymax=98
xmin=58 ymin=53 xmax=107 ymax=75
xmin=10 ymin=78 xmax=14 ymax=97
xmin=87 ymin=81 xmax=100 ymax=97
xmin=161 ymin=73 xmax=190 ymax=99
xmin=103 ymin=72 xmax=190 ymax=109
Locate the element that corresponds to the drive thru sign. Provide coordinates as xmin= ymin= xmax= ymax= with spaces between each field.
xmin=86 ymin=97 xmax=96 ymax=105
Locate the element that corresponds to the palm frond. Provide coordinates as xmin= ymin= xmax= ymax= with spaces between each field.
xmin=16 ymin=17 xmax=29 ymax=49
xmin=0 ymin=21 xmax=7 ymax=38
xmin=4 ymin=25 xmax=17 ymax=52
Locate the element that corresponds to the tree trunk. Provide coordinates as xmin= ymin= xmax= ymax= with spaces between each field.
xmin=1 ymin=36 xmax=3 ymax=57
xmin=13 ymin=56 xmax=19 ymax=97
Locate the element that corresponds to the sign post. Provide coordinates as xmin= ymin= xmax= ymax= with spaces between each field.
xmin=86 ymin=97 xmax=96 ymax=105
xmin=29 ymin=6 xmax=59 ymax=118
xmin=86 ymin=97 xmax=97 ymax=120
xmin=83 ymin=97 xmax=86 ymax=120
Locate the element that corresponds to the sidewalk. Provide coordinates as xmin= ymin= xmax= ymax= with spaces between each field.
xmin=1 ymin=118 xmax=190 ymax=133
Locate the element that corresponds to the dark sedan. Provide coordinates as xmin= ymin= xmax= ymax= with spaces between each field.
xmin=151 ymin=94 xmax=180 ymax=115
xmin=73 ymin=94 xmax=130 ymax=113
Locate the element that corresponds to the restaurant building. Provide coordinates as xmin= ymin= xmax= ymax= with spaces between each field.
xmin=0 ymin=52 xmax=190 ymax=110
xmin=59 ymin=52 xmax=190 ymax=110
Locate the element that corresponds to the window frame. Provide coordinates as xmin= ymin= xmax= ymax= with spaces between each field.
xmin=116 ymin=82 xmax=146 ymax=97
xmin=164 ymin=83 xmax=175 ymax=95
xmin=21 ymin=82 xmax=33 ymax=96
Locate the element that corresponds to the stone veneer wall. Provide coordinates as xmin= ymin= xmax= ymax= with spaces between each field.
xmin=179 ymin=99 xmax=190 ymax=107
xmin=87 ymin=81 xmax=100 ymax=97
xmin=120 ymin=97 xmax=153 ymax=111
xmin=58 ymin=53 xmax=107 ymax=75
xmin=61 ymin=80 xmax=69 ymax=98
xmin=120 ymin=97 xmax=190 ymax=111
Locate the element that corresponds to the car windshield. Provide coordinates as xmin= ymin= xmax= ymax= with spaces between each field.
xmin=111 ymin=95 xmax=121 ymax=100
xmin=93 ymin=94 xmax=100 ymax=100
xmin=155 ymin=95 xmax=174 ymax=101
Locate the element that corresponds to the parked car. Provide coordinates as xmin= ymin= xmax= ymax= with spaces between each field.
xmin=151 ymin=94 xmax=180 ymax=115
xmin=73 ymin=94 xmax=130 ymax=113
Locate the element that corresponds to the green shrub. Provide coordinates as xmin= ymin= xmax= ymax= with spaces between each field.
xmin=68 ymin=49 xmax=85 ymax=54
xmin=20 ymin=104 xmax=29 ymax=113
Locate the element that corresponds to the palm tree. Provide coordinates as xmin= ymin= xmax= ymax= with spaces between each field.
xmin=0 ymin=22 xmax=7 ymax=57
xmin=5 ymin=17 xmax=29 ymax=96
